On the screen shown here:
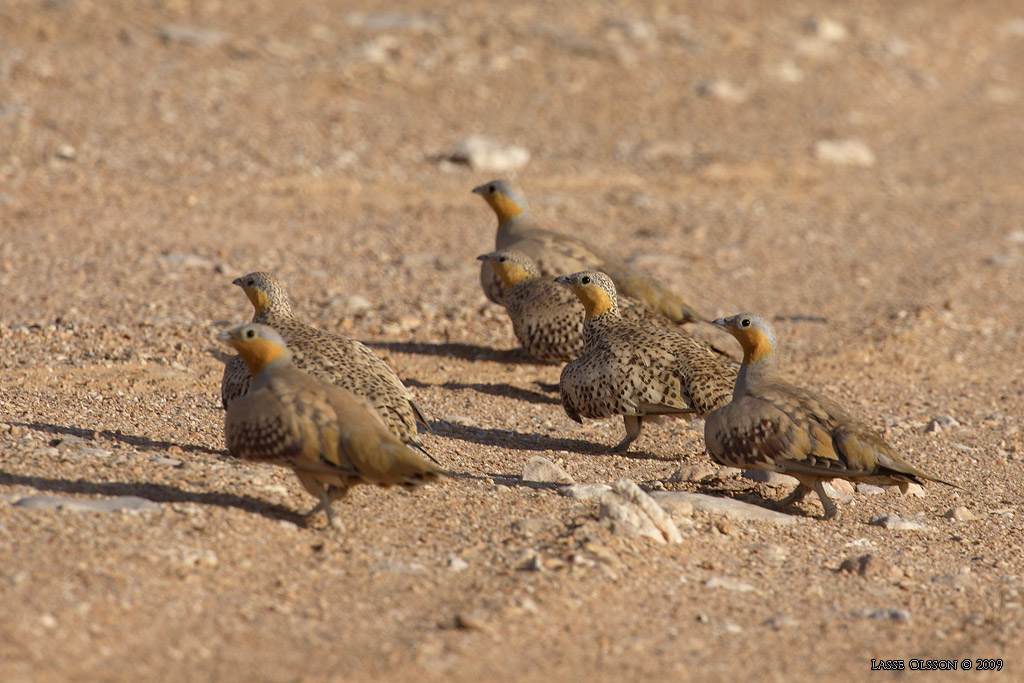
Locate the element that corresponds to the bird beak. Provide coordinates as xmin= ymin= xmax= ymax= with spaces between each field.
xmin=476 ymin=254 xmax=489 ymax=261
xmin=216 ymin=329 xmax=233 ymax=342
xmin=231 ymin=277 xmax=243 ymax=287
xmin=712 ymin=317 xmax=728 ymax=328
xmin=554 ymin=275 xmax=570 ymax=285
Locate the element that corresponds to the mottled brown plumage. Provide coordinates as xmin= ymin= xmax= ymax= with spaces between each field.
xmin=219 ymin=324 xmax=444 ymax=527
xmin=220 ymin=272 xmax=431 ymax=458
xmin=704 ymin=314 xmax=957 ymax=520
xmin=477 ymin=249 xmax=671 ymax=363
xmin=556 ymin=271 xmax=737 ymax=452
xmin=473 ymin=180 xmax=707 ymax=324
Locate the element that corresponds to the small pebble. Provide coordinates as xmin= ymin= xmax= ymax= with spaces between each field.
xmin=447 ymin=555 xmax=469 ymax=572
xmin=741 ymin=470 xmax=798 ymax=486
xmin=869 ymin=513 xmax=932 ymax=531
xmin=814 ymin=138 xmax=876 ymax=167
xmin=445 ymin=136 xmax=530 ymax=173
xmin=857 ymin=608 xmax=911 ymax=623
xmin=704 ymin=576 xmax=755 ymax=592
xmin=838 ymin=553 xmax=893 ymax=578
xmin=943 ymin=506 xmax=976 ymax=521
xmin=521 ymin=456 xmax=574 ymax=485
xmin=13 ymin=495 xmax=160 ymax=513
xmin=560 ymin=483 xmax=612 ymax=500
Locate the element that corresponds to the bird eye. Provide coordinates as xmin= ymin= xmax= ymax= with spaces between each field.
xmin=488 ymin=184 xmax=496 ymax=193
xmin=498 ymin=256 xmax=506 ymax=262
xmin=245 ymin=329 xmax=255 ymax=338
xmin=741 ymin=318 xmax=750 ymax=327
xmin=581 ymin=276 xmax=591 ymax=284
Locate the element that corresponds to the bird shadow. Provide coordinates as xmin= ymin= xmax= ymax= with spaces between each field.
xmin=367 ymin=341 xmax=546 ymax=365
xmin=408 ymin=380 xmax=559 ymax=405
xmin=0 ymin=468 xmax=305 ymax=524
xmin=430 ymin=420 xmax=676 ymax=461
xmin=11 ymin=421 xmax=223 ymax=456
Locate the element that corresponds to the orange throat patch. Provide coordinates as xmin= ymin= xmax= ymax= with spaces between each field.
xmin=487 ymin=193 xmax=524 ymax=224
xmin=490 ymin=261 xmax=530 ymax=289
xmin=244 ymin=288 xmax=269 ymax=316
xmin=737 ymin=329 xmax=774 ymax=365
xmin=573 ymin=285 xmax=613 ymax=320
xmin=233 ymin=338 xmax=287 ymax=376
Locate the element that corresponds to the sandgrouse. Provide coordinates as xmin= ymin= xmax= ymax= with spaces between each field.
xmin=473 ymin=180 xmax=707 ymax=324
xmin=704 ymin=314 xmax=957 ymax=520
xmin=477 ymin=249 xmax=671 ymax=363
xmin=220 ymin=272 xmax=432 ymax=458
xmin=219 ymin=323 xmax=444 ymax=527
xmin=556 ymin=271 xmax=737 ymax=452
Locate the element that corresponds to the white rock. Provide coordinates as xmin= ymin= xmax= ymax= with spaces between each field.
xmin=856 ymin=483 xmax=885 ymax=495
xmin=943 ymin=506 xmax=976 ymax=521
xmin=902 ymin=482 xmax=926 ymax=497
xmin=856 ymin=608 xmax=911 ymax=623
xmin=560 ymin=483 xmax=612 ymax=500
xmin=926 ymin=415 xmax=960 ymax=434
xmin=696 ymin=79 xmax=748 ymax=103
xmin=668 ymin=464 xmax=718 ymax=483
xmin=804 ymin=16 xmax=848 ymax=42
xmin=814 ymin=138 xmax=876 ymax=167
xmin=742 ymin=470 xmax=798 ymax=487
xmin=446 ymin=136 xmax=530 ymax=173
xmin=612 ymin=478 xmax=682 ymax=544
xmin=869 ymin=512 xmax=932 ymax=531
xmin=13 ymin=495 xmax=160 ymax=513
xmin=651 ymin=491 xmax=797 ymax=525
xmin=705 ymin=576 xmax=755 ymax=592
xmin=598 ymin=479 xmax=681 ymax=544
xmin=158 ymin=25 xmax=228 ymax=46
xmin=821 ymin=481 xmax=853 ymax=502
xmin=521 ymin=456 xmax=574 ymax=485
xmin=447 ymin=555 xmax=469 ymax=572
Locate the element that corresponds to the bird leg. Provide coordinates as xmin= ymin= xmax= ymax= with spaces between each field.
xmin=611 ymin=415 xmax=643 ymax=453
xmin=778 ymin=482 xmax=813 ymax=510
xmin=305 ymin=488 xmax=344 ymax=530
xmin=813 ymin=480 xmax=840 ymax=520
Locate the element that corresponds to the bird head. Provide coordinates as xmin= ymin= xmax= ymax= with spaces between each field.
xmin=472 ymin=180 xmax=529 ymax=224
xmin=554 ymin=271 xmax=618 ymax=320
xmin=712 ymin=314 xmax=777 ymax=365
xmin=232 ymin=271 xmax=292 ymax=317
xmin=476 ymin=249 xmax=538 ymax=288
xmin=217 ymin=323 xmax=291 ymax=377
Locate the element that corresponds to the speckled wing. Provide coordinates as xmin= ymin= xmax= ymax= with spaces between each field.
xmin=704 ymin=394 xmax=814 ymax=471
xmin=220 ymin=355 xmax=252 ymax=409
xmin=262 ymin=317 xmax=430 ymax=445
xmin=668 ymin=334 xmax=738 ymax=416
xmin=504 ymin=276 xmax=585 ymax=362
xmin=559 ymin=324 xmax=701 ymax=423
xmin=224 ymin=378 xmax=306 ymax=467
xmin=227 ymin=364 xmax=440 ymax=490
xmin=499 ymin=221 xmax=706 ymax=323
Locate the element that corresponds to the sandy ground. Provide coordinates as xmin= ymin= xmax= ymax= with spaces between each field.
xmin=2 ymin=0 xmax=1024 ymax=680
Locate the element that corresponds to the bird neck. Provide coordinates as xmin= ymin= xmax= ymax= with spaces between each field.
xmin=237 ymin=340 xmax=291 ymax=377
xmin=490 ymin=261 xmax=532 ymax=289
xmin=573 ymin=285 xmax=617 ymax=321
xmin=487 ymin=193 xmax=527 ymax=226
xmin=245 ymin=288 xmax=291 ymax=321
xmin=735 ymin=352 xmax=777 ymax=396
